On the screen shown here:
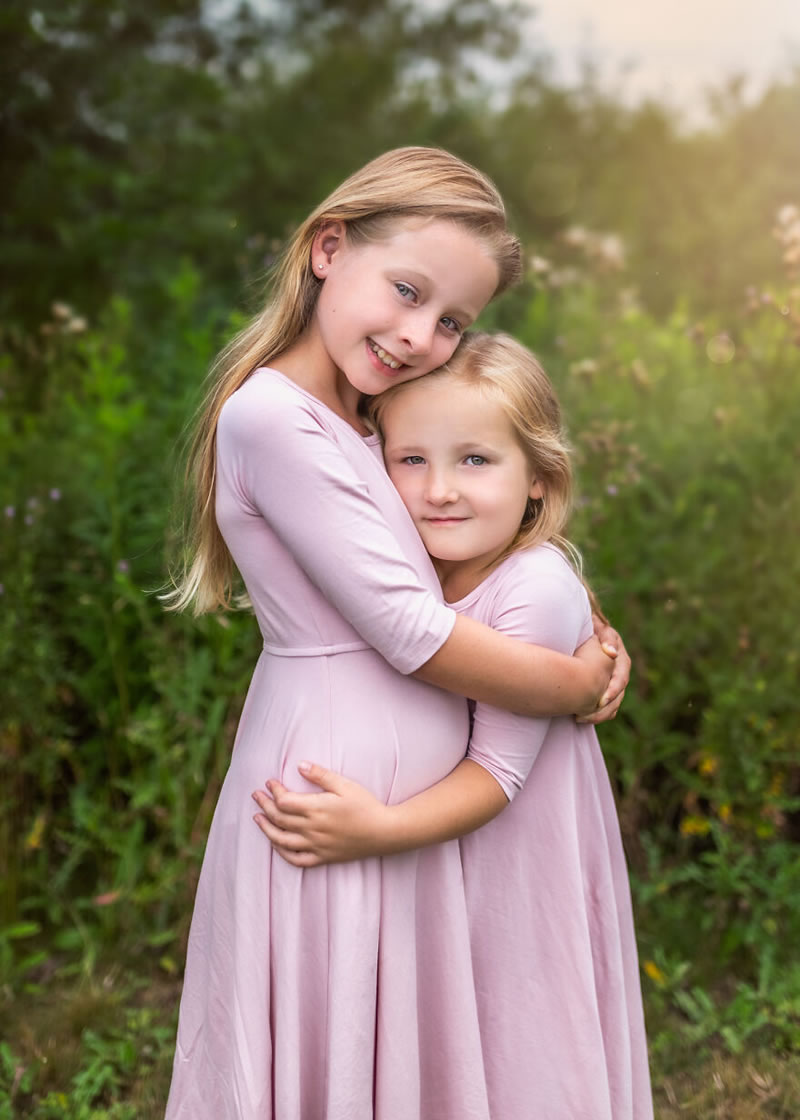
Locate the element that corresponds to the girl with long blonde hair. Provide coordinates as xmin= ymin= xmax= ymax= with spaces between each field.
xmin=255 ymin=332 xmax=653 ymax=1118
xmin=165 ymin=150 xmax=628 ymax=1119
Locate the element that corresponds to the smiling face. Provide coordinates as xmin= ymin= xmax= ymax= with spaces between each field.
xmin=310 ymin=218 xmax=500 ymax=400
xmin=382 ymin=376 xmax=543 ymax=598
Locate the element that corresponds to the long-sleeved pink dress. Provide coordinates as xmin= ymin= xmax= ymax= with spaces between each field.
xmin=165 ymin=369 xmax=492 ymax=1119
xmin=456 ymin=543 xmax=653 ymax=1120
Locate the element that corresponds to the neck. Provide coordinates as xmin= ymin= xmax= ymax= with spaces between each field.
xmin=271 ymin=325 xmax=366 ymax=432
xmin=436 ymin=549 xmax=506 ymax=604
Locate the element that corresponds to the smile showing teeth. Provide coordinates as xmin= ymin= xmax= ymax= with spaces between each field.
xmin=369 ymin=340 xmax=402 ymax=369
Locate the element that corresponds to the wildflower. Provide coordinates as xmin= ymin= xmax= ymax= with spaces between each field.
xmin=718 ymin=804 xmax=732 ymax=823
xmin=680 ymin=815 xmax=711 ymax=836
xmin=698 ymin=756 xmax=718 ymax=777
xmin=24 ymin=514 xmax=34 ymax=526
xmin=643 ymin=960 xmax=667 ymax=987
xmin=706 ymin=333 xmax=735 ymax=364
xmin=562 ymin=225 xmax=588 ymax=248
xmin=26 ymin=812 xmax=47 ymax=851
xmin=528 ymin=254 xmax=551 ymax=275
xmin=117 ymin=559 xmax=130 ymax=574
xmin=51 ymin=301 xmax=72 ymax=320
xmin=606 ymin=484 xmax=619 ymax=497
xmin=4 ymin=505 xmax=14 ymax=518
xmin=592 ymin=233 xmax=626 ymax=270
xmin=569 ymin=358 xmax=599 ymax=377
xmin=65 ymin=316 xmax=88 ymax=334
xmin=27 ymin=496 xmax=39 ymax=509
xmin=630 ymin=358 xmax=650 ymax=386
xmin=93 ymin=890 xmax=121 ymax=906
xmin=49 ymin=488 xmax=61 ymax=501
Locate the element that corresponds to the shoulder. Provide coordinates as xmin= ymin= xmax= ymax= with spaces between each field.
xmin=219 ymin=369 xmax=336 ymax=446
xmin=479 ymin=545 xmax=591 ymax=650
xmin=494 ymin=544 xmax=585 ymax=603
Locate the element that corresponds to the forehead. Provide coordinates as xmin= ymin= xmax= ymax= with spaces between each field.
xmin=383 ymin=378 xmax=513 ymax=441
xmin=356 ymin=218 xmax=499 ymax=320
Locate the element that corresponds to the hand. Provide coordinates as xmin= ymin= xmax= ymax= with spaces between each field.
xmin=251 ymin=762 xmax=392 ymax=867
xmin=576 ymin=615 xmax=631 ymax=724
xmin=572 ymin=634 xmax=616 ymax=717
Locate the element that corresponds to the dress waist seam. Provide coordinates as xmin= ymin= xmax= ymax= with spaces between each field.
xmin=261 ymin=639 xmax=373 ymax=658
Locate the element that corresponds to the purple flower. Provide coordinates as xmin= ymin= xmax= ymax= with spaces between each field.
xmin=27 ymin=497 xmax=39 ymax=509
xmin=49 ymin=488 xmax=62 ymax=501
xmin=606 ymin=484 xmax=619 ymax=497
xmin=4 ymin=506 xmax=15 ymax=518
xmin=117 ymin=559 xmax=130 ymax=574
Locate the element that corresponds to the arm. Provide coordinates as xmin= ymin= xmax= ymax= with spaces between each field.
xmin=222 ymin=382 xmax=614 ymax=718
xmin=253 ymin=550 xmax=595 ymax=865
xmin=252 ymin=758 xmax=507 ymax=867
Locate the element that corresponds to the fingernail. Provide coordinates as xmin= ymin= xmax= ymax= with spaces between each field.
xmin=298 ymin=760 xmax=311 ymax=774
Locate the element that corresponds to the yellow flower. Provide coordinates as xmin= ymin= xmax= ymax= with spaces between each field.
xmin=718 ymin=804 xmax=732 ymax=823
xmin=25 ymin=812 xmax=46 ymax=850
xmin=699 ymin=755 xmax=718 ymax=777
xmin=643 ymin=960 xmax=667 ymax=986
xmin=680 ymin=815 xmax=711 ymax=836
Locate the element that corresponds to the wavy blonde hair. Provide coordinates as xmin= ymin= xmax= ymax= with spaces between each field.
xmin=371 ymin=330 xmax=581 ymax=576
xmin=165 ymin=148 xmax=522 ymax=614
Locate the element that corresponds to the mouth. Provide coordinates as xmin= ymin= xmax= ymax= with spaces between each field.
xmin=367 ymin=339 xmax=404 ymax=371
xmin=425 ymin=517 xmax=468 ymax=526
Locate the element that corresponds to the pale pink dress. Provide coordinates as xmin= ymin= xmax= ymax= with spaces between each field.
xmin=456 ymin=544 xmax=653 ymax=1119
xmin=165 ymin=369 xmax=491 ymax=1119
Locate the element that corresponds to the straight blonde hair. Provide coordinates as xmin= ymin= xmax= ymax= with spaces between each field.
xmin=165 ymin=148 xmax=522 ymax=614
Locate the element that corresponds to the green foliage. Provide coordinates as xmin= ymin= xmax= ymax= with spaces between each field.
xmin=2 ymin=0 xmax=800 ymax=1092
xmin=0 ymin=269 xmax=261 ymax=978
xmin=0 ymin=999 xmax=172 ymax=1118
xmin=507 ymin=249 xmax=800 ymax=1052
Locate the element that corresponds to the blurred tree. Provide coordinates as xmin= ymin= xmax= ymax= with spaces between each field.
xmin=0 ymin=0 xmax=526 ymax=326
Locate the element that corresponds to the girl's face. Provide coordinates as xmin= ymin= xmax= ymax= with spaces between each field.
xmin=311 ymin=219 xmax=499 ymax=398
xmin=382 ymin=377 xmax=543 ymax=586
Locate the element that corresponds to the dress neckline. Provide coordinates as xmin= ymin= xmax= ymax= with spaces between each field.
xmin=256 ymin=366 xmax=379 ymax=444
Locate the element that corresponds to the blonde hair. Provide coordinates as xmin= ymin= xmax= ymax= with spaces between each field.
xmin=371 ymin=330 xmax=581 ymax=575
xmin=166 ymin=148 xmax=522 ymax=614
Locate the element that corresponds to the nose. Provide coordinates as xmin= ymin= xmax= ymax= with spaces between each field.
xmin=425 ymin=468 xmax=458 ymax=506
xmin=398 ymin=311 xmax=437 ymax=357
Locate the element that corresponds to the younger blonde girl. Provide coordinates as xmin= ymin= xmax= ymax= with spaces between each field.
xmin=256 ymin=331 xmax=653 ymax=1119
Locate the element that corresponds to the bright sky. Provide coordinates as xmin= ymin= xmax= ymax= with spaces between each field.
xmin=524 ymin=0 xmax=800 ymax=117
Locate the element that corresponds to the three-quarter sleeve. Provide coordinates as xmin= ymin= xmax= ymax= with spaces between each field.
xmin=217 ymin=378 xmax=455 ymax=674
xmin=465 ymin=552 xmax=591 ymax=800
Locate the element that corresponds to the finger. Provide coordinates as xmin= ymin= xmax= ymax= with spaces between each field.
xmin=275 ymin=847 xmax=324 ymax=869
xmin=252 ymin=813 xmax=312 ymax=853
xmin=252 ymin=791 xmax=309 ymax=831
xmin=578 ymin=689 xmax=625 ymax=724
xmin=263 ymin=783 xmax=330 ymax=817
xmin=600 ymin=642 xmax=618 ymax=658
xmin=296 ymin=761 xmax=349 ymax=794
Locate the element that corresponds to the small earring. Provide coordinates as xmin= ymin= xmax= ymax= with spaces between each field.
xmin=317 ymin=263 xmax=325 ymax=271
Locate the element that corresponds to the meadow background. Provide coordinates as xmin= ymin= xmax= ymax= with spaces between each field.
xmin=1 ymin=1 xmax=800 ymax=1116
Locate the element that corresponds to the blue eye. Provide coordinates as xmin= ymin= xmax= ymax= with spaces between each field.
xmin=465 ymin=455 xmax=487 ymax=466
xmin=403 ymin=455 xmax=426 ymax=465
xmin=395 ymin=282 xmax=416 ymax=300
xmin=440 ymin=316 xmax=461 ymax=333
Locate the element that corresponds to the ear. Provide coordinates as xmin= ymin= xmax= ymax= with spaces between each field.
xmin=529 ymin=478 xmax=544 ymax=501
xmin=311 ymin=220 xmax=346 ymax=276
